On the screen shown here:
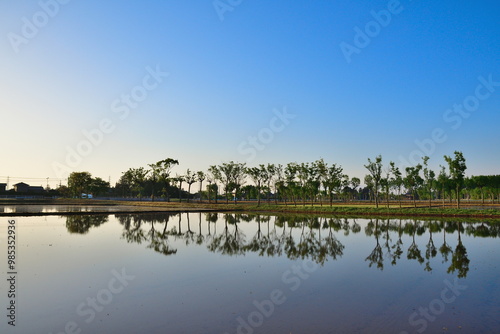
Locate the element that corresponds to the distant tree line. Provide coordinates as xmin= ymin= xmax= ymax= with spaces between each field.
xmin=61 ymin=151 xmax=500 ymax=208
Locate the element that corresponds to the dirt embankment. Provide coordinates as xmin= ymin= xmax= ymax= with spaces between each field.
xmin=1 ymin=199 xmax=499 ymax=221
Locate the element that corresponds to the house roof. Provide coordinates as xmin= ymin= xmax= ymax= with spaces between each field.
xmin=14 ymin=182 xmax=30 ymax=186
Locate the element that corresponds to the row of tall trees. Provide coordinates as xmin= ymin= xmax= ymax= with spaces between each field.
xmin=64 ymin=151 xmax=499 ymax=207
xmin=363 ymin=151 xmax=468 ymax=208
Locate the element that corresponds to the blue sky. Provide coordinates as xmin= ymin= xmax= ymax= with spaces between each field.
xmin=1 ymin=0 xmax=499 ymax=188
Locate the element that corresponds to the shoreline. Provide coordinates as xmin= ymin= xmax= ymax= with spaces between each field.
xmin=1 ymin=199 xmax=500 ymax=221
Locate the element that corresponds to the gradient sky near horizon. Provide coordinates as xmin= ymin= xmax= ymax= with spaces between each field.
xmin=1 ymin=0 xmax=499 ymax=188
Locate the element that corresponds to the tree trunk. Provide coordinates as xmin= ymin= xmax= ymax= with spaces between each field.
xmin=199 ymin=181 xmax=203 ymax=203
xmin=442 ymin=186 xmax=445 ymax=207
xmin=386 ymin=187 xmax=389 ymax=208
xmin=151 ymin=176 xmax=155 ymax=202
xmin=214 ymin=184 xmax=218 ymax=204
xmin=166 ymin=180 xmax=170 ymax=202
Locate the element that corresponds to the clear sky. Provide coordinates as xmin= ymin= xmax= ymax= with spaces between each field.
xmin=1 ymin=0 xmax=499 ymax=188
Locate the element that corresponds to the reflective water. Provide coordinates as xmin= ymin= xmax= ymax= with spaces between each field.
xmin=0 ymin=204 xmax=172 ymax=214
xmin=0 ymin=213 xmax=499 ymax=334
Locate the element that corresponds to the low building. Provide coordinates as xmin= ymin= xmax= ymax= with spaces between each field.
xmin=0 ymin=183 xmax=6 ymax=192
xmin=13 ymin=182 xmax=30 ymax=192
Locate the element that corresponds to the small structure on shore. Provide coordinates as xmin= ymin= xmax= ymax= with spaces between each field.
xmin=13 ymin=182 xmax=30 ymax=192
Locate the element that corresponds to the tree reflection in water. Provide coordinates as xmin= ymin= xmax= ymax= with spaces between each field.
xmin=406 ymin=220 xmax=425 ymax=265
xmin=360 ymin=218 xmax=476 ymax=277
xmin=66 ymin=215 xmax=108 ymax=234
xmin=365 ymin=219 xmax=384 ymax=270
xmin=439 ymin=222 xmax=454 ymax=263
xmin=391 ymin=219 xmax=404 ymax=266
xmin=447 ymin=222 xmax=470 ymax=278
xmin=68 ymin=212 xmax=500 ymax=277
xmin=207 ymin=213 xmax=247 ymax=256
xmin=117 ymin=213 xmax=179 ymax=256
xmin=424 ymin=221 xmax=439 ymax=272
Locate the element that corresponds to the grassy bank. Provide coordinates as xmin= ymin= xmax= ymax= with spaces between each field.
xmin=2 ymin=198 xmax=500 ymax=220
xmin=106 ymin=200 xmax=500 ymax=220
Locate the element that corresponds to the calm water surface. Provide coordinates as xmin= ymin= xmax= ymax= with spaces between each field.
xmin=0 ymin=211 xmax=499 ymax=334
xmin=0 ymin=204 xmax=155 ymax=214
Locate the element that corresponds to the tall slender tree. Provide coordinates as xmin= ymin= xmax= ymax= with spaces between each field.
xmin=218 ymin=161 xmax=246 ymax=204
xmin=284 ymin=163 xmax=299 ymax=206
xmin=364 ymin=155 xmax=383 ymax=208
xmin=315 ymin=159 xmax=328 ymax=205
xmin=208 ymin=165 xmax=222 ymax=204
xmin=323 ymin=163 xmax=344 ymax=206
xmin=444 ymin=151 xmax=467 ymax=208
xmin=422 ymin=156 xmax=436 ymax=208
xmin=437 ymin=165 xmax=449 ymax=207
xmin=297 ymin=162 xmax=311 ymax=206
xmin=173 ymin=174 xmax=185 ymax=202
xmin=196 ymin=171 xmax=206 ymax=202
xmin=231 ymin=162 xmax=247 ymax=204
xmin=246 ymin=166 xmax=265 ymax=206
xmin=381 ymin=166 xmax=392 ymax=208
xmin=265 ymin=163 xmax=276 ymax=203
xmin=364 ymin=175 xmax=374 ymax=202
xmin=184 ymin=169 xmax=197 ymax=203
xmin=389 ymin=162 xmax=403 ymax=208
xmin=152 ymin=158 xmax=179 ymax=202
xmin=272 ymin=164 xmax=284 ymax=204
xmin=404 ymin=164 xmax=423 ymax=208
xmin=351 ymin=177 xmax=361 ymax=201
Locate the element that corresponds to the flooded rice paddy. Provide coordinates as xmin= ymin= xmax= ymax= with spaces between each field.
xmin=0 ymin=209 xmax=499 ymax=333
